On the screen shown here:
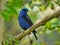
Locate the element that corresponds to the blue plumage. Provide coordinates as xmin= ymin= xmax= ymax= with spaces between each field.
xmin=18 ymin=15 xmax=30 ymax=29
xmin=18 ymin=7 xmax=37 ymax=40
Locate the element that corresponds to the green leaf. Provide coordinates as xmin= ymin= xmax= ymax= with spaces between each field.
xmin=56 ymin=0 xmax=60 ymax=6
xmin=40 ymin=5 xmax=45 ymax=11
xmin=46 ymin=18 xmax=60 ymax=30
xmin=13 ymin=0 xmax=23 ymax=7
xmin=46 ymin=22 xmax=51 ymax=29
xmin=6 ymin=0 xmax=24 ymax=7
xmin=58 ymin=28 xmax=60 ymax=31
xmin=2 ymin=11 xmax=10 ymax=22
xmin=49 ymin=2 xmax=54 ymax=9
xmin=1 ymin=6 xmax=18 ymax=22
xmin=6 ymin=6 xmax=17 ymax=14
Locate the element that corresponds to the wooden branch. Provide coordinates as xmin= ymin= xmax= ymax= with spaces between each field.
xmin=14 ymin=10 xmax=60 ymax=40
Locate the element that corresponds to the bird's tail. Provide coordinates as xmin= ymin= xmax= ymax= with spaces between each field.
xmin=32 ymin=30 xmax=38 ymax=40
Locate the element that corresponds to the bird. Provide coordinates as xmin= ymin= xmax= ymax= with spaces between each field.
xmin=18 ymin=7 xmax=37 ymax=40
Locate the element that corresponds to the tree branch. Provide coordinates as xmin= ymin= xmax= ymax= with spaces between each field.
xmin=14 ymin=10 xmax=60 ymax=40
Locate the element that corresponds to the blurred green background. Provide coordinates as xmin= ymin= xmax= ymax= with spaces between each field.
xmin=0 ymin=0 xmax=60 ymax=45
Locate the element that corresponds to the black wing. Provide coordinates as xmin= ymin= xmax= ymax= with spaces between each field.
xmin=22 ymin=15 xmax=33 ymax=26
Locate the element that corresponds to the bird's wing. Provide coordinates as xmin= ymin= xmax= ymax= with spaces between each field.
xmin=22 ymin=15 xmax=33 ymax=26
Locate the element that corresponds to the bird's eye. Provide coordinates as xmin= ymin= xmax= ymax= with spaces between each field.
xmin=23 ymin=9 xmax=26 ymax=11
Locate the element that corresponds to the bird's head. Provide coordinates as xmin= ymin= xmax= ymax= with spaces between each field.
xmin=20 ymin=7 xmax=29 ymax=16
xmin=22 ymin=7 xmax=28 ymax=13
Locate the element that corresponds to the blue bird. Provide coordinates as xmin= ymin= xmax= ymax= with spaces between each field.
xmin=18 ymin=7 xmax=37 ymax=40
